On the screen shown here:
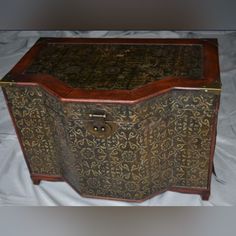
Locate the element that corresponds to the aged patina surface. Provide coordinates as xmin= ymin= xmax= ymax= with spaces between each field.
xmin=0 ymin=38 xmax=220 ymax=201
xmin=4 ymin=86 xmax=218 ymax=200
xmin=25 ymin=44 xmax=203 ymax=90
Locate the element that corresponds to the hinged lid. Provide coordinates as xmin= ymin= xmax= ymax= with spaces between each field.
xmin=0 ymin=38 xmax=221 ymax=104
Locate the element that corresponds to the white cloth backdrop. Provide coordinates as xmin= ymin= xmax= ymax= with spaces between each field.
xmin=0 ymin=31 xmax=235 ymax=206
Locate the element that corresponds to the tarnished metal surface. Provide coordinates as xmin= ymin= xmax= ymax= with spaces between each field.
xmin=25 ymin=44 xmax=203 ymax=90
xmin=3 ymin=86 xmax=218 ymax=200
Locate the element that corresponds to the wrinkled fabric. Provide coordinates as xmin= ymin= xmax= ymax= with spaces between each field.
xmin=0 ymin=31 xmax=235 ymax=206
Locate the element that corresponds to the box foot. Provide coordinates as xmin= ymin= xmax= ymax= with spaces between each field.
xmin=32 ymin=178 xmax=41 ymax=185
xmin=201 ymin=191 xmax=210 ymax=201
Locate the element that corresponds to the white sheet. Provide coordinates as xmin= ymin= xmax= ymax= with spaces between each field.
xmin=0 ymin=31 xmax=235 ymax=206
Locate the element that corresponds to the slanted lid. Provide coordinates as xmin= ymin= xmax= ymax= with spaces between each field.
xmin=0 ymin=38 xmax=221 ymax=104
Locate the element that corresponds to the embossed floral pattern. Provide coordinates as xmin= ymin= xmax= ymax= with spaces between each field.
xmin=4 ymin=86 xmax=61 ymax=176
xmin=3 ymin=85 xmax=218 ymax=201
xmin=26 ymin=44 xmax=203 ymax=90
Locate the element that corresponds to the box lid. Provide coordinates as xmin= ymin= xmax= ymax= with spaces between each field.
xmin=0 ymin=38 xmax=221 ymax=104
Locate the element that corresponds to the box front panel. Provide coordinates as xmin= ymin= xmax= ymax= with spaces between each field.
xmin=3 ymin=85 xmax=219 ymax=201
xmin=58 ymin=90 xmax=218 ymax=200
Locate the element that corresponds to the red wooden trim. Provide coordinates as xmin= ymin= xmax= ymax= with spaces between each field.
xmin=202 ymin=40 xmax=221 ymax=83
xmin=31 ymin=174 xmax=63 ymax=182
xmin=12 ymin=75 xmax=220 ymax=105
xmin=9 ymin=39 xmax=46 ymax=76
xmin=11 ymin=75 xmax=220 ymax=105
xmin=3 ymin=38 xmax=221 ymax=104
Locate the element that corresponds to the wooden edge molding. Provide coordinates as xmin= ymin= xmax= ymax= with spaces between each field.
xmin=0 ymin=37 xmax=221 ymax=104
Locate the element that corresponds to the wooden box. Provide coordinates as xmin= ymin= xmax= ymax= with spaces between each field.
xmin=0 ymin=38 xmax=221 ymax=202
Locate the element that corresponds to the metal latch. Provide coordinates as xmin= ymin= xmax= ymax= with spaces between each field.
xmin=85 ymin=112 xmax=117 ymax=138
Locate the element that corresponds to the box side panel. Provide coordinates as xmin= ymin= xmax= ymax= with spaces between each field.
xmin=3 ymin=85 xmax=61 ymax=177
xmin=167 ymin=90 xmax=218 ymax=189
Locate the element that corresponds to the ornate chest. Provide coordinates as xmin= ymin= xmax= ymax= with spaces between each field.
xmin=0 ymin=38 xmax=221 ymax=202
